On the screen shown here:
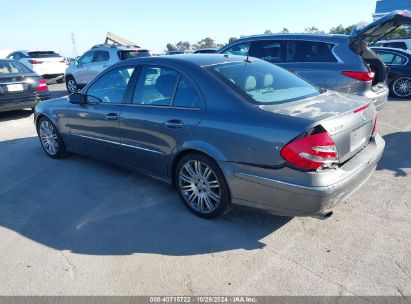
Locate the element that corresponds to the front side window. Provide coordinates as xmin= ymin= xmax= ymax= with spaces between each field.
xmin=300 ymin=41 xmax=337 ymax=63
xmin=223 ymin=42 xmax=251 ymax=56
xmin=133 ymin=66 xmax=178 ymax=106
xmin=249 ymin=40 xmax=299 ymax=63
xmin=79 ymin=52 xmax=94 ymax=65
xmin=207 ymin=61 xmax=320 ymax=105
xmin=93 ymin=51 xmax=110 ymax=62
xmin=87 ymin=67 xmax=135 ymax=104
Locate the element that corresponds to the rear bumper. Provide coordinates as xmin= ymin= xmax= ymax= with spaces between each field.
xmin=353 ymin=85 xmax=389 ymax=111
xmin=221 ymin=135 xmax=385 ymax=217
xmin=0 ymin=93 xmax=50 ymax=112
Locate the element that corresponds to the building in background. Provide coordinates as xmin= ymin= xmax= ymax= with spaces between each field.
xmin=373 ymin=0 xmax=411 ymax=20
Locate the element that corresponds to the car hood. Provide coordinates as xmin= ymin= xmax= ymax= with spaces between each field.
xmin=350 ymin=10 xmax=411 ymax=45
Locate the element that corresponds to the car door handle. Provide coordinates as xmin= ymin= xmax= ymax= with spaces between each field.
xmin=105 ymin=113 xmax=119 ymax=121
xmin=165 ymin=119 xmax=184 ymax=129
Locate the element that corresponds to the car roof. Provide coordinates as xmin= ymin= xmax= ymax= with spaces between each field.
xmin=226 ymin=33 xmax=350 ymax=44
xmin=119 ymin=54 xmax=259 ymax=68
xmin=0 ymin=59 xmax=17 ymax=63
xmin=375 ymin=38 xmax=411 ymax=43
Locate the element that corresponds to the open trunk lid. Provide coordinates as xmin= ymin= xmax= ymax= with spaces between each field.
xmin=350 ymin=10 xmax=411 ymax=46
xmin=259 ymin=91 xmax=377 ymax=164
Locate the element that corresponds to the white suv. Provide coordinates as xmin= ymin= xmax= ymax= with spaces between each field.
xmin=64 ymin=44 xmax=151 ymax=93
xmin=7 ymin=50 xmax=67 ymax=82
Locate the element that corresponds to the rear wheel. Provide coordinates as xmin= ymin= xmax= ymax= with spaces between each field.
xmin=175 ymin=153 xmax=231 ymax=218
xmin=37 ymin=117 xmax=67 ymax=158
xmin=391 ymin=77 xmax=411 ymax=98
xmin=66 ymin=76 xmax=78 ymax=93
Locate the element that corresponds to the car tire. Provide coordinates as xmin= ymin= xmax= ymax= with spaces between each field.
xmin=175 ymin=153 xmax=232 ymax=218
xmin=37 ymin=117 xmax=68 ymax=159
xmin=66 ymin=76 xmax=78 ymax=93
xmin=391 ymin=77 xmax=411 ymax=98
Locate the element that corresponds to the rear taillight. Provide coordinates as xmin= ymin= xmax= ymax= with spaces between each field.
xmin=341 ymin=71 xmax=375 ymax=82
xmin=280 ymin=127 xmax=339 ymax=171
xmin=38 ymin=79 xmax=48 ymax=92
xmin=28 ymin=60 xmax=43 ymax=64
xmin=372 ymin=113 xmax=378 ymax=136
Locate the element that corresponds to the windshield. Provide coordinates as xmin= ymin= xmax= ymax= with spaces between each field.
xmin=0 ymin=61 xmax=32 ymax=74
xmin=118 ymin=50 xmax=150 ymax=60
xmin=207 ymin=60 xmax=320 ymax=104
xmin=28 ymin=51 xmax=61 ymax=58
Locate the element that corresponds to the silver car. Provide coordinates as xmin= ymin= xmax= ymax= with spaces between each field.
xmin=35 ymin=54 xmax=384 ymax=219
xmin=64 ymin=44 xmax=151 ymax=93
xmin=219 ymin=11 xmax=411 ymax=111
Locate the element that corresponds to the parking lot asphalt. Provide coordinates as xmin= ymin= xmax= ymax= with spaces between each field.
xmin=0 ymin=83 xmax=410 ymax=296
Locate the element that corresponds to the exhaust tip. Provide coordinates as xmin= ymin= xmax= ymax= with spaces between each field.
xmin=312 ymin=211 xmax=333 ymax=220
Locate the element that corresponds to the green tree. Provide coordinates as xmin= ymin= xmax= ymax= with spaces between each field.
xmin=264 ymin=29 xmax=272 ymax=34
xmin=329 ymin=24 xmax=346 ymax=34
xmin=228 ymin=37 xmax=238 ymax=44
xmin=280 ymin=27 xmax=289 ymax=33
xmin=197 ymin=37 xmax=216 ymax=49
xmin=304 ymin=26 xmax=324 ymax=34
xmin=165 ymin=43 xmax=177 ymax=53
xmin=176 ymin=41 xmax=191 ymax=51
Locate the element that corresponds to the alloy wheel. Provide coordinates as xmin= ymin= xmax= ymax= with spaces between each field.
xmin=393 ymin=77 xmax=411 ymax=98
xmin=39 ymin=120 xmax=59 ymax=155
xmin=178 ymin=160 xmax=221 ymax=214
xmin=67 ymin=79 xmax=77 ymax=93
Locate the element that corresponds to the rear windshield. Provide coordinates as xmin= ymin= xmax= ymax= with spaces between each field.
xmin=118 ymin=50 xmax=150 ymax=60
xmin=28 ymin=51 xmax=61 ymax=58
xmin=0 ymin=61 xmax=32 ymax=74
xmin=207 ymin=61 xmax=320 ymax=104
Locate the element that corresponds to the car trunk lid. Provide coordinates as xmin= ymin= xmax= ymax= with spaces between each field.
xmin=0 ymin=73 xmax=42 ymax=96
xmin=259 ymin=91 xmax=377 ymax=164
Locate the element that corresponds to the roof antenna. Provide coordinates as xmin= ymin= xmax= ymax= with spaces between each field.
xmin=245 ymin=52 xmax=251 ymax=63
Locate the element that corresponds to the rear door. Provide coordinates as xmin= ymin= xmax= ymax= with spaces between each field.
xmin=119 ymin=64 xmax=205 ymax=176
xmin=66 ymin=65 xmax=135 ymax=162
xmin=248 ymin=40 xmax=303 ymax=75
xmin=299 ymin=40 xmax=342 ymax=89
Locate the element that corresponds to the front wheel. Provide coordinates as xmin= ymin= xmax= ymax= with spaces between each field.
xmin=391 ymin=77 xmax=411 ymax=98
xmin=175 ymin=153 xmax=231 ymax=218
xmin=37 ymin=117 xmax=67 ymax=158
xmin=65 ymin=76 xmax=78 ymax=93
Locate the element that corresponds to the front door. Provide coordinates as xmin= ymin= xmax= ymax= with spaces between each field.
xmin=66 ymin=65 xmax=136 ymax=162
xmin=119 ymin=64 xmax=204 ymax=177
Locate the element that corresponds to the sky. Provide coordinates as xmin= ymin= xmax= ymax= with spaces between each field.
xmin=0 ymin=0 xmax=377 ymax=57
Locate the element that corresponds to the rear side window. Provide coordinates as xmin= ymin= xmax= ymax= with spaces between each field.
xmin=376 ymin=51 xmax=408 ymax=65
xmin=133 ymin=66 xmax=178 ymax=106
xmin=0 ymin=61 xmax=32 ymax=74
xmin=93 ymin=51 xmax=110 ymax=62
xmin=119 ymin=50 xmax=151 ymax=60
xmin=223 ymin=42 xmax=251 ymax=56
xmin=207 ymin=61 xmax=320 ymax=105
xmin=300 ymin=41 xmax=337 ymax=62
xmin=173 ymin=76 xmax=201 ymax=108
xmin=385 ymin=42 xmax=407 ymax=50
xmin=249 ymin=40 xmax=299 ymax=63
xmin=28 ymin=51 xmax=61 ymax=58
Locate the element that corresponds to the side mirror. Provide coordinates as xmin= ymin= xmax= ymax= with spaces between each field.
xmin=69 ymin=92 xmax=85 ymax=104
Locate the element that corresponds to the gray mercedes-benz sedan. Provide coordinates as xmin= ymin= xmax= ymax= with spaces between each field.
xmin=34 ymin=54 xmax=385 ymax=219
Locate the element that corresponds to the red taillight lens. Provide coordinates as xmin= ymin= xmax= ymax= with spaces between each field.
xmin=372 ymin=113 xmax=378 ymax=136
xmin=341 ymin=71 xmax=375 ymax=81
xmin=28 ymin=59 xmax=43 ymax=64
xmin=280 ymin=130 xmax=339 ymax=171
xmin=38 ymin=79 xmax=48 ymax=92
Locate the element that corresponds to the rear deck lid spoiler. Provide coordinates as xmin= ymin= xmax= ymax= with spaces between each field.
xmin=350 ymin=10 xmax=411 ymax=46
